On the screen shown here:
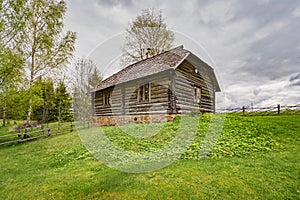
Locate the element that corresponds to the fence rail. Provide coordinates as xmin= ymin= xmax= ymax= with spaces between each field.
xmin=0 ymin=122 xmax=74 ymax=146
xmin=216 ymin=104 xmax=300 ymax=116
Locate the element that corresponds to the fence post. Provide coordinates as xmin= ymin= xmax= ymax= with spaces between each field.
xmin=18 ymin=129 xmax=22 ymax=142
xmin=277 ymin=104 xmax=280 ymax=115
xmin=242 ymin=106 xmax=245 ymax=116
xmin=70 ymin=122 xmax=73 ymax=132
xmin=47 ymin=126 xmax=51 ymax=136
xmin=24 ymin=128 xmax=29 ymax=139
xmin=41 ymin=124 xmax=44 ymax=135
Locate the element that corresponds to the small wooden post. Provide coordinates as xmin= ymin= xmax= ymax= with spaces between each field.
xmin=18 ymin=129 xmax=22 ymax=142
xmin=24 ymin=128 xmax=29 ymax=139
xmin=70 ymin=122 xmax=73 ymax=132
xmin=47 ymin=125 xmax=51 ymax=136
xmin=242 ymin=106 xmax=245 ymax=116
xmin=277 ymin=104 xmax=280 ymax=115
xmin=2 ymin=109 xmax=6 ymax=127
xmin=41 ymin=124 xmax=44 ymax=135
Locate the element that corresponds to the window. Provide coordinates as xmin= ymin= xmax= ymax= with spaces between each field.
xmin=103 ymin=91 xmax=111 ymax=106
xmin=194 ymin=86 xmax=201 ymax=103
xmin=137 ymin=83 xmax=151 ymax=102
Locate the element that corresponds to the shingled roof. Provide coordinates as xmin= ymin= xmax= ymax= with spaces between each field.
xmin=95 ymin=45 xmax=220 ymax=92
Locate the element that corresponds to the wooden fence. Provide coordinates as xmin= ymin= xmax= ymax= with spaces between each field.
xmin=216 ymin=104 xmax=300 ymax=116
xmin=0 ymin=122 xmax=74 ymax=146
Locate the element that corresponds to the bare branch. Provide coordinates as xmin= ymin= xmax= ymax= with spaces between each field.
xmin=121 ymin=9 xmax=174 ymax=67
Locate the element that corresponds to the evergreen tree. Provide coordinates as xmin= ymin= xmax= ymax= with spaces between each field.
xmin=54 ymin=81 xmax=73 ymax=123
xmin=32 ymin=78 xmax=55 ymax=124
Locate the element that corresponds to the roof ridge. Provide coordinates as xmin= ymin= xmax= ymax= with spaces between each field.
xmin=121 ymin=45 xmax=185 ymax=69
xmin=170 ymin=45 xmax=184 ymax=50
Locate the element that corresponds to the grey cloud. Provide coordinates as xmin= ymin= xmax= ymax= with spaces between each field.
xmin=289 ymin=73 xmax=300 ymax=87
xmin=96 ymin=0 xmax=133 ymax=7
xmin=191 ymin=0 xmax=300 ymax=84
xmin=232 ymin=11 xmax=300 ymax=80
xmin=253 ymin=88 xmax=260 ymax=96
xmin=290 ymin=73 xmax=300 ymax=81
xmin=234 ymin=0 xmax=297 ymax=21
xmin=290 ymin=80 xmax=300 ymax=86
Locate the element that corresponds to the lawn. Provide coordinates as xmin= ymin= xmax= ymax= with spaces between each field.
xmin=0 ymin=114 xmax=299 ymax=199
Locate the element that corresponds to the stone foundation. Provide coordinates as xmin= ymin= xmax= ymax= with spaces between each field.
xmin=92 ymin=114 xmax=177 ymax=126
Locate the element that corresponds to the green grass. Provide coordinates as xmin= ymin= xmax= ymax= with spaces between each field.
xmin=0 ymin=114 xmax=299 ymax=199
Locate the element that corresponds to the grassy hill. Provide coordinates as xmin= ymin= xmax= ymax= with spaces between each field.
xmin=0 ymin=114 xmax=299 ymax=199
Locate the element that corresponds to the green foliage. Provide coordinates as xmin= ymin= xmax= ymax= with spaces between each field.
xmin=0 ymin=86 xmax=29 ymax=120
xmin=0 ymin=1 xmax=26 ymax=126
xmin=184 ymin=115 xmax=281 ymax=159
xmin=23 ymin=0 xmax=76 ymax=70
xmin=51 ymin=144 xmax=90 ymax=168
xmin=0 ymin=46 xmax=24 ymax=86
xmin=54 ymin=81 xmax=73 ymax=122
xmin=31 ymin=78 xmax=55 ymax=123
xmin=1 ymin=78 xmax=73 ymax=123
xmin=100 ymin=114 xmax=293 ymax=160
xmin=30 ymin=79 xmax=73 ymax=123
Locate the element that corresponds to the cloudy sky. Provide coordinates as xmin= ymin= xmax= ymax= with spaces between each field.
xmin=64 ymin=0 xmax=300 ymax=109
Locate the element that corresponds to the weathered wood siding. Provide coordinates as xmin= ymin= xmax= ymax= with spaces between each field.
xmin=94 ymin=71 xmax=172 ymax=116
xmin=94 ymin=58 xmax=218 ymax=117
xmin=174 ymin=60 xmax=215 ymax=113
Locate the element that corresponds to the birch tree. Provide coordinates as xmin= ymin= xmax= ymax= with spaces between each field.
xmin=22 ymin=0 xmax=76 ymax=124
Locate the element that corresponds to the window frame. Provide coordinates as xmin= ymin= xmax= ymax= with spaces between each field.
xmin=137 ymin=82 xmax=151 ymax=103
xmin=103 ymin=91 xmax=111 ymax=106
xmin=194 ymin=86 xmax=201 ymax=104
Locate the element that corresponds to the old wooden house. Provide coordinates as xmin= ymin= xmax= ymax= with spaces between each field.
xmin=92 ymin=46 xmax=220 ymax=126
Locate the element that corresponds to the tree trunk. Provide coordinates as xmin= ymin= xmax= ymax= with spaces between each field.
xmin=27 ymin=23 xmax=37 ymax=126
xmin=26 ymin=97 xmax=32 ymax=125
xmin=58 ymin=101 xmax=61 ymax=130
xmin=2 ymin=108 xmax=6 ymax=127
xmin=42 ymin=103 xmax=49 ymax=124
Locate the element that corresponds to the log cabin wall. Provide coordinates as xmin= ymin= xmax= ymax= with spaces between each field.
xmin=93 ymin=70 xmax=172 ymax=117
xmin=174 ymin=60 xmax=215 ymax=113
